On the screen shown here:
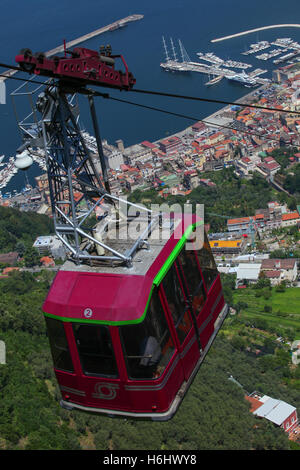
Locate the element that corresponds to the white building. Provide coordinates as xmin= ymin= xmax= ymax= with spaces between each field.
xmin=236 ymin=263 xmax=261 ymax=286
xmin=261 ymin=259 xmax=298 ymax=284
xmin=33 ymin=235 xmax=66 ymax=260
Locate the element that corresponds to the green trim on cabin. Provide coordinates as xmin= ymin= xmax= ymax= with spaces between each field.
xmin=44 ymin=221 xmax=203 ymax=326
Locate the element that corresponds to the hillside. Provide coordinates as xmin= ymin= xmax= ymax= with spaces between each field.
xmin=0 ymin=270 xmax=297 ymax=450
xmin=0 ymin=205 xmax=53 ymax=254
xmin=0 ymin=206 xmax=298 ymax=450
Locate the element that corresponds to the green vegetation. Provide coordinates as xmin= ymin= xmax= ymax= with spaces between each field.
xmin=0 ymin=268 xmax=298 ymax=450
xmin=232 ymin=286 xmax=300 ymax=338
xmin=0 ymin=205 xmax=53 ymax=254
xmin=283 ymin=163 xmax=300 ymax=195
xmin=129 ymin=167 xmax=298 ymax=232
xmin=0 ymin=206 xmax=299 ymax=451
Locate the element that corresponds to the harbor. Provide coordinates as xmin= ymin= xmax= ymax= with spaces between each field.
xmin=160 ymin=34 xmax=300 ymax=87
xmin=160 ymin=38 xmax=271 ymax=87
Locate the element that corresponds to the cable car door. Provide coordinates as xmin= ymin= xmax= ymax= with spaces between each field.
xmin=160 ymin=262 xmax=201 ymax=381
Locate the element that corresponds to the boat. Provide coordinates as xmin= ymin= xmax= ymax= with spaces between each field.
xmin=205 ymin=74 xmax=224 ymax=86
xmin=197 ymin=52 xmax=224 ymax=65
xmin=226 ymin=70 xmax=257 ymax=87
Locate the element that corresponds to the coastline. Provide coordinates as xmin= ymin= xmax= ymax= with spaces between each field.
xmin=153 ymin=83 xmax=268 ymax=145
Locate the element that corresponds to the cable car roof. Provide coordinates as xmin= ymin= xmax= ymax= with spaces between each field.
xmin=43 ymin=215 xmax=202 ymax=325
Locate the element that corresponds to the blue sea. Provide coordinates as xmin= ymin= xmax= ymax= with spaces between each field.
xmin=1 ymin=0 xmax=300 ymax=191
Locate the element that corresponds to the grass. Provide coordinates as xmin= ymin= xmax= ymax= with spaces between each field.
xmin=233 ymin=287 xmax=300 ymax=335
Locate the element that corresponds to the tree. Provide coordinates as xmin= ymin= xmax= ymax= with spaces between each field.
xmin=23 ymin=247 xmax=40 ymax=268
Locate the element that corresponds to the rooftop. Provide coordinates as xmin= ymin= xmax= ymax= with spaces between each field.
xmin=253 ymin=396 xmax=296 ymax=426
xmin=261 ymin=259 xmax=296 ymax=270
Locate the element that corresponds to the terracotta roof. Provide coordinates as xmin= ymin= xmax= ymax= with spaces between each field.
xmin=227 ymin=217 xmax=250 ymax=225
xmin=282 ymin=212 xmax=300 ymax=221
xmin=0 ymin=252 xmax=19 ymax=264
xmin=261 ymin=259 xmax=296 ymax=270
xmin=2 ymin=267 xmax=20 ymax=275
xmin=263 ymin=270 xmax=281 ymax=278
xmin=245 ymin=396 xmax=263 ymax=413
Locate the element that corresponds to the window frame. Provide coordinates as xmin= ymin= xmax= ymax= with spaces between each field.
xmin=73 ymin=323 xmax=119 ymax=378
xmin=160 ymin=260 xmax=194 ymax=346
xmin=194 ymin=233 xmax=219 ymax=293
xmin=45 ymin=317 xmax=74 ymax=373
xmin=119 ymin=287 xmax=176 ymax=381
xmin=176 ymin=248 xmax=207 ymax=315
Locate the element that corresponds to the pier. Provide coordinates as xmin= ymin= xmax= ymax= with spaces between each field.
xmin=160 ymin=60 xmax=270 ymax=86
xmin=0 ymin=14 xmax=143 ymax=82
xmin=211 ymin=24 xmax=300 ymax=43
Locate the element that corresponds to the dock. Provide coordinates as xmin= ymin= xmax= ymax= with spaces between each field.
xmin=160 ymin=60 xmax=270 ymax=87
xmin=0 ymin=14 xmax=144 ymax=82
xmin=161 ymin=60 xmax=236 ymax=77
xmin=211 ymin=24 xmax=300 ymax=43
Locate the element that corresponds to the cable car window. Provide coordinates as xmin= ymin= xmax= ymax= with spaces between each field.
xmin=162 ymin=264 xmax=193 ymax=344
xmin=196 ymin=233 xmax=218 ymax=292
xmin=177 ymin=249 xmax=206 ymax=315
xmin=45 ymin=318 xmax=74 ymax=372
xmin=120 ymin=289 xmax=175 ymax=380
xmin=73 ymin=324 xmax=118 ymax=377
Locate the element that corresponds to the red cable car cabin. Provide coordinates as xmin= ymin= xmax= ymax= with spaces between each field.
xmin=43 ymin=214 xmax=228 ymax=421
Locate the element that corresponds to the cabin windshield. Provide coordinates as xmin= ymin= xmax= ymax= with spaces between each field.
xmin=73 ymin=324 xmax=118 ymax=377
xmin=120 ymin=288 xmax=175 ymax=380
xmin=45 ymin=317 xmax=74 ymax=372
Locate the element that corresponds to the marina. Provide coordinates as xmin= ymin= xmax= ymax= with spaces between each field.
xmin=273 ymin=50 xmax=300 ymax=64
xmin=0 ymin=157 xmax=18 ymax=190
xmin=197 ymin=52 xmax=252 ymax=69
xmin=242 ymin=41 xmax=271 ymax=55
xmin=256 ymin=48 xmax=286 ymax=60
xmin=160 ymin=38 xmax=271 ymax=87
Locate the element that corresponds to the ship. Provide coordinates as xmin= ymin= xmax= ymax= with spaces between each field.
xmin=205 ymin=74 xmax=224 ymax=86
xmin=197 ymin=52 xmax=224 ymax=65
xmin=226 ymin=70 xmax=257 ymax=87
xmin=222 ymin=60 xmax=251 ymax=69
xmin=242 ymin=41 xmax=270 ymax=55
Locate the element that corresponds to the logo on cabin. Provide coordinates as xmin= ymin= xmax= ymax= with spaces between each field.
xmin=92 ymin=382 xmax=119 ymax=400
xmin=83 ymin=308 xmax=93 ymax=318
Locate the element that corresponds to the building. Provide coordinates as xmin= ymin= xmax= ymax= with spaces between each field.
xmin=209 ymin=239 xmax=245 ymax=255
xmin=40 ymin=256 xmax=55 ymax=267
xmin=158 ymin=136 xmax=184 ymax=155
xmin=33 ymin=235 xmax=66 ymax=260
xmin=246 ymin=392 xmax=298 ymax=436
xmin=227 ymin=216 xmax=256 ymax=233
xmin=0 ymin=252 xmax=19 ymax=266
xmin=257 ymin=157 xmax=281 ymax=177
xmin=281 ymin=211 xmax=300 ymax=227
xmin=260 ymin=258 xmax=298 ymax=284
xmin=191 ymin=122 xmax=206 ymax=134
xmin=106 ymin=150 xmax=124 ymax=170
xmin=236 ymin=263 xmax=261 ymax=286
